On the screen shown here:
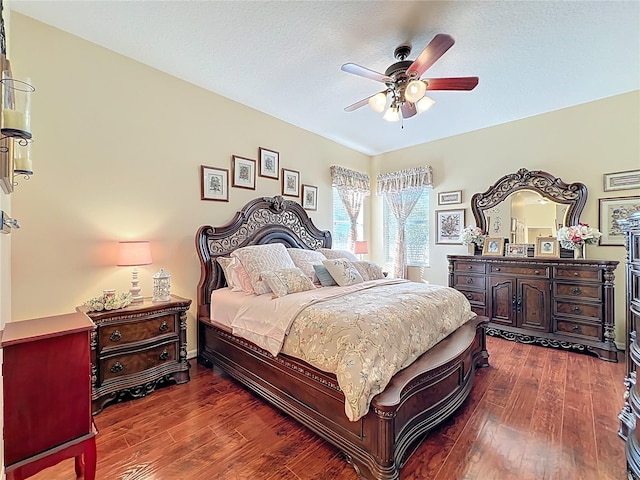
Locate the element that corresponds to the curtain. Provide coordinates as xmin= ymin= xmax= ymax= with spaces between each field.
xmin=331 ymin=166 xmax=370 ymax=250
xmin=377 ymin=166 xmax=433 ymax=278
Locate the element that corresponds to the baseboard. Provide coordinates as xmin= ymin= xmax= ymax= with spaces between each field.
xmin=187 ymin=348 xmax=198 ymax=360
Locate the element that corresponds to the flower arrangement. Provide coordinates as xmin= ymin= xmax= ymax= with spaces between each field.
xmin=84 ymin=292 xmax=133 ymax=312
xmin=557 ymin=223 xmax=602 ymax=250
xmin=460 ymin=226 xmax=486 ymax=246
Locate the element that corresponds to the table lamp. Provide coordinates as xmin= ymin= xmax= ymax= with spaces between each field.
xmin=117 ymin=241 xmax=152 ymax=303
xmin=354 ymin=240 xmax=369 ymax=260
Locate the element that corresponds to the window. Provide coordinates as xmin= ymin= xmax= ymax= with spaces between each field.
xmin=332 ymin=187 xmax=363 ymax=250
xmin=382 ymin=189 xmax=430 ymax=270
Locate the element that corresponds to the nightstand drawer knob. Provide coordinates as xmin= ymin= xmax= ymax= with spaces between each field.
xmin=110 ymin=362 xmax=124 ymax=373
xmin=572 ymin=306 xmax=582 ymax=314
xmin=159 ymin=321 xmax=169 ymax=332
xmin=159 ymin=349 xmax=169 ymax=361
xmin=572 ymin=287 xmax=582 ymax=295
xmin=109 ymin=330 xmax=122 ymax=342
xmin=572 ymin=325 xmax=582 ymax=333
xmin=466 ymin=278 xmax=474 ymax=284
xmin=466 ymin=293 xmax=473 ymax=300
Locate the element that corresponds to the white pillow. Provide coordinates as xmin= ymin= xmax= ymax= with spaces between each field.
xmin=351 ymin=261 xmax=385 ymax=281
xmin=287 ymin=248 xmax=327 ymax=283
xmin=322 ymin=258 xmax=364 ymax=287
xmin=232 ymin=243 xmax=296 ymax=295
xmin=260 ymin=267 xmax=316 ymax=298
xmin=227 ymin=258 xmax=255 ymax=294
xmin=318 ymin=248 xmax=358 ymax=262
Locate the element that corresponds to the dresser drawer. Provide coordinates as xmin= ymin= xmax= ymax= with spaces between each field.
xmin=99 ymin=313 xmax=176 ymax=350
xmin=554 ymin=283 xmax=602 ymax=302
xmin=454 ymin=262 xmax=486 ymax=274
xmin=453 ymin=274 xmax=485 ymax=290
xmin=554 ymin=300 xmax=602 ymax=320
xmin=101 ymin=342 xmax=177 ymax=382
xmin=554 ymin=319 xmax=601 ymax=340
xmin=489 ymin=264 xmax=550 ymax=278
xmin=554 ymin=267 xmax=601 ymax=281
xmin=471 ymin=305 xmax=487 ymax=317
xmin=457 ymin=289 xmax=486 ymax=305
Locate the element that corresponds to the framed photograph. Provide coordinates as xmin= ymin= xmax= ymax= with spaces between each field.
xmin=599 ymin=196 xmax=640 ymax=245
xmin=435 ymin=209 xmax=465 ymax=244
xmin=302 ymin=184 xmax=318 ymax=211
xmin=505 ymin=243 xmax=528 ymax=257
xmin=535 ymin=236 xmax=559 ymax=258
xmin=231 ymin=155 xmax=256 ymax=190
xmin=482 ymin=237 xmax=506 ymax=256
xmin=200 ymin=165 xmax=229 ymax=202
xmin=438 ymin=190 xmax=462 ymax=205
xmin=603 ymin=170 xmax=640 ymax=192
xmin=258 ymin=147 xmax=279 ymax=180
xmin=281 ymin=168 xmax=300 ymax=197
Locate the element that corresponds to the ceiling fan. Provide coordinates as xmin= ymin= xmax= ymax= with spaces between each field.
xmin=341 ymin=34 xmax=478 ymax=122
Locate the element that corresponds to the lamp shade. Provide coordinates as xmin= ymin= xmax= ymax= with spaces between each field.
xmin=405 ymin=80 xmax=427 ymax=103
xmin=117 ymin=241 xmax=152 ymax=266
xmin=354 ymin=241 xmax=369 ymax=255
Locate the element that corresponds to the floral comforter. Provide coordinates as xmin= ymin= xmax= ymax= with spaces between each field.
xmin=230 ymin=279 xmax=475 ymax=421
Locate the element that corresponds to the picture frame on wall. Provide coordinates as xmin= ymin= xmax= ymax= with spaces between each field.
xmin=437 ymin=190 xmax=462 ymax=205
xmin=535 ymin=236 xmax=559 ymax=258
xmin=231 ymin=155 xmax=256 ymax=190
xmin=301 ymin=184 xmax=318 ymax=211
xmin=281 ymin=168 xmax=300 ymax=197
xmin=258 ymin=147 xmax=279 ymax=180
xmin=482 ymin=237 xmax=505 ymax=256
xmin=599 ymin=196 xmax=640 ymax=245
xmin=435 ymin=209 xmax=465 ymax=244
xmin=603 ymin=170 xmax=640 ymax=192
xmin=200 ymin=165 xmax=229 ymax=202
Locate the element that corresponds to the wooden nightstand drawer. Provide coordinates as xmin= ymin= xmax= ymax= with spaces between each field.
xmin=102 ymin=342 xmax=177 ymax=382
xmin=554 ymin=283 xmax=602 ymax=301
xmin=554 ymin=300 xmax=602 ymax=320
xmin=99 ymin=313 xmax=176 ymax=350
xmin=554 ymin=319 xmax=601 ymax=340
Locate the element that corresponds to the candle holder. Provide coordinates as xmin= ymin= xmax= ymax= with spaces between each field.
xmin=1 ymin=70 xmax=34 ymax=140
xmin=152 ymin=268 xmax=171 ymax=302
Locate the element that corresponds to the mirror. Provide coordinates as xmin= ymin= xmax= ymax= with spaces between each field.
xmin=471 ymin=168 xmax=587 ymax=244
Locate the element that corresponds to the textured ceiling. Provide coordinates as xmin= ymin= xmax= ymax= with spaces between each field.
xmin=10 ymin=1 xmax=640 ymax=156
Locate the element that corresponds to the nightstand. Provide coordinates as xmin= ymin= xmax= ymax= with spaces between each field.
xmin=78 ymin=294 xmax=192 ymax=414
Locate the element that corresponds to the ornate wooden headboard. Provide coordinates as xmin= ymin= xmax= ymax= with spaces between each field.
xmin=195 ymin=196 xmax=332 ymax=319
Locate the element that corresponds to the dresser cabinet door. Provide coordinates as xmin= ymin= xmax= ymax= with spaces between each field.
xmin=488 ymin=277 xmax=516 ymax=327
xmin=518 ymin=279 xmax=550 ymax=332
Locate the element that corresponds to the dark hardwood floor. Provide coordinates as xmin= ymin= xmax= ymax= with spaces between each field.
xmin=31 ymin=336 xmax=627 ymax=479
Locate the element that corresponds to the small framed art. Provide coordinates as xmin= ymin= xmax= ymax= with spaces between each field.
xmin=200 ymin=165 xmax=229 ymax=202
xmin=482 ymin=237 xmax=505 ymax=256
xmin=505 ymin=243 xmax=528 ymax=257
xmin=258 ymin=147 xmax=279 ymax=179
xmin=603 ymin=170 xmax=640 ymax=192
xmin=535 ymin=236 xmax=559 ymax=258
xmin=302 ymin=184 xmax=318 ymax=211
xmin=438 ymin=190 xmax=462 ymax=205
xmin=435 ymin=209 xmax=465 ymax=244
xmin=282 ymin=168 xmax=300 ymax=197
xmin=232 ymin=155 xmax=256 ymax=190
xmin=599 ymin=196 xmax=640 ymax=245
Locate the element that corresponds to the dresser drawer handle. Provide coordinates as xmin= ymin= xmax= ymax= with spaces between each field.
xmin=574 ymin=272 xmax=579 ymax=277
xmin=466 ymin=293 xmax=473 ymax=300
xmin=159 ymin=321 xmax=169 ymax=332
xmin=159 ymin=349 xmax=169 ymax=361
xmin=572 ymin=287 xmax=582 ymax=295
xmin=534 ymin=270 xmax=540 ymax=275
xmin=494 ymin=267 xmax=501 ymax=272
xmin=110 ymin=362 xmax=124 ymax=373
xmin=572 ymin=306 xmax=582 ymax=314
xmin=109 ymin=330 xmax=122 ymax=342
xmin=572 ymin=325 xmax=582 ymax=333
xmin=467 ymin=265 xmax=473 ymax=269
xmin=466 ymin=278 xmax=474 ymax=284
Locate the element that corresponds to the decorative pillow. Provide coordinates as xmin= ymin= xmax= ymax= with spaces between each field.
xmin=216 ymin=257 xmax=236 ymax=289
xmin=260 ymin=267 xmax=316 ymax=298
xmin=312 ymin=263 xmax=338 ymax=287
xmin=318 ymin=248 xmax=358 ymax=262
xmin=351 ymin=261 xmax=385 ymax=281
xmin=287 ymin=248 xmax=327 ymax=283
xmin=232 ymin=243 xmax=296 ymax=295
xmin=322 ymin=258 xmax=364 ymax=287
xmin=227 ymin=258 xmax=255 ymax=294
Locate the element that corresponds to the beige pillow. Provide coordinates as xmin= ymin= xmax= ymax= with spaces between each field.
xmin=227 ymin=258 xmax=255 ymax=294
xmin=232 ymin=243 xmax=296 ymax=295
xmin=287 ymin=248 xmax=327 ymax=283
xmin=260 ymin=268 xmax=316 ymax=298
xmin=318 ymin=248 xmax=358 ymax=262
xmin=322 ymin=258 xmax=364 ymax=287
xmin=216 ymin=257 xmax=236 ymax=289
xmin=351 ymin=261 xmax=385 ymax=281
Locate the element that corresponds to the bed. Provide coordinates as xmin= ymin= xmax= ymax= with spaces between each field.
xmin=196 ymin=195 xmax=489 ymax=480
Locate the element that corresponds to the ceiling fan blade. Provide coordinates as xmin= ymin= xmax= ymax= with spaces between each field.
xmin=344 ymin=96 xmax=372 ymax=112
xmin=401 ymin=102 xmax=417 ymax=119
xmin=424 ymin=77 xmax=479 ymax=91
xmin=406 ymin=34 xmax=455 ymax=78
xmin=341 ymin=63 xmax=393 ymax=84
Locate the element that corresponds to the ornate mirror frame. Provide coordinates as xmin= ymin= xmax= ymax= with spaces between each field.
xmin=471 ymin=168 xmax=588 ymax=233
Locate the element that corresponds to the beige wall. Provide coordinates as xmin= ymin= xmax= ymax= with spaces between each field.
xmin=371 ymin=90 xmax=640 ymax=345
xmin=8 ymin=14 xmax=369 ymax=354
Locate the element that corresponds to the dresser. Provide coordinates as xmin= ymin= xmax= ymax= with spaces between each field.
xmin=448 ymin=255 xmax=619 ymax=361
xmin=619 ymin=211 xmax=640 ymax=477
xmin=2 ymin=312 xmax=97 ymax=480
xmin=78 ymin=295 xmax=192 ymax=414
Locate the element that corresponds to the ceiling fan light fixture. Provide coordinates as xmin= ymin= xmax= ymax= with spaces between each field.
xmin=416 ymin=96 xmax=436 ymax=114
xmin=368 ymin=92 xmax=387 ymax=113
xmin=404 ymin=79 xmax=427 ymax=103
xmin=383 ymin=106 xmax=400 ymax=122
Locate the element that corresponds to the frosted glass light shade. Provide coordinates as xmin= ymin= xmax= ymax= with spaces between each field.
xmin=368 ymin=92 xmax=387 ymax=113
xmin=117 ymin=241 xmax=152 ymax=266
xmin=416 ymin=96 xmax=436 ymax=114
xmin=383 ymin=106 xmax=400 ymax=122
xmin=405 ymin=80 xmax=426 ymax=103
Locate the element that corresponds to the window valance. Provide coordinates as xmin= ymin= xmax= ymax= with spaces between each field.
xmin=376 ymin=166 xmax=433 ymax=194
xmin=330 ymin=166 xmax=370 ymax=194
